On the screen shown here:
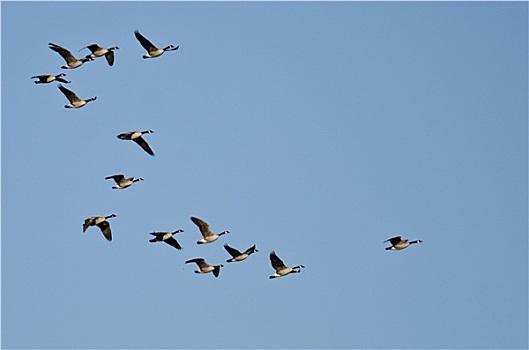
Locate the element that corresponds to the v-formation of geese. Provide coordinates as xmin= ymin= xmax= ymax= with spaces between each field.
xmin=34 ymin=30 xmax=422 ymax=281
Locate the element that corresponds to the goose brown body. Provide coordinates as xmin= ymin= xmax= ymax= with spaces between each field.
xmin=224 ymin=244 xmax=258 ymax=262
xmin=269 ymin=251 xmax=305 ymax=279
xmin=31 ymin=73 xmax=70 ymax=84
xmin=117 ymin=130 xmax=155 ymax=156
xmin=58 ymin=84 xmax=96 ymax=108
xmin=190 ymin=216 xmax=229 ymax=244
xmin=149 ymin=230 xmax=184 ymax=250
xmin=49 ymin=42 xmax=93 ymax=69
xmin=384 ymin=236 xmax=422 ymax=250
xmin=81 ymin=43 xmax=119 ymax=66
xmin=134 ymin=30 xmax=179 ymax=59
xmin=185 ymin=258 xmax=223 ymax=277
xmin=82 ymin=214 xmax=116 ymax=241
xmin=105 ymin=174 xmax=144 ymax=189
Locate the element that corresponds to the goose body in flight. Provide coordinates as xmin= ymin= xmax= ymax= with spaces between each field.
xmin=134 ymin=30 xmax=179 ymax=59
xmin=190 ymin=216 xmax=229 ymax=244
xmin=105 ymin=174 xmax=144 ymax=189
xmin=31 ymin=73 xmax=70 ymax=84
xmin=58 ymin=84 xmax=96 ymax=108
xmin=49 ymin=42 xmax=93 ymax=69
xmin=224 ymin=244 xmax=258 ymax=263
xmin=117 ymin=130 xmax=155 ymax=156
xmin=82 ymin=214 xmax=116 ymax=241
xmin=80 ymin=43 xmax=119 ymax=66
xmin=149 ymin=230 xmax=184 ymax=250
xmin=185 ymin=258 xmax=223 ymax=278
xmin=269 ymin=251 xmax=305 ymax=279
xmin=384 ymin=236 xmax=422 ymax=250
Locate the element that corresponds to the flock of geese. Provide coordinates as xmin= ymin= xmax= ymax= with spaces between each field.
xmin=32 ymin=29 xmax=311 ymax=280
xmin=33 ymin=29 xmax=423 ymax=280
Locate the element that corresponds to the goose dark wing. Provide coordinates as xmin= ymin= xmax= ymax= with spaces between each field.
xmin=83 ymin=44 xmax=101 ymax=53
xmin=185 ymin=258 xmax=207 ymax=268
xmin=213 ymin=266 xmax=221 ymax=278
xmin=149 ymin=231 xmax=164 ymax=238
xmin=384 ymin=236 xmax=402 ymax=245
xmin=83 ymin=217 xmax=94 ymax=232
xmin=270 ymin=251 xmax=286 ymax=270
xmin=31 ymin=75 xmax=46 ymax=79
xmin=49 ymin=43 xmax=75 ymax=62
xmin=244 ymin=244 xmax=257 ymax=255
xmin=134 ymin=30 xmax=157 ymax=51
xmin=97 ymin=220 xmax=112 ymax=241
xmin=224 ymin=244 xmax=242 ymax=258
xmin=106 ymin=174 xmax=125 ymax=183
xmin=105 ymin=51 xmax=115 ymax=66
xmin=190 ymin=217 xmax=212 ymax=237
xmin=58 ymin=84 xmax=79 ymax=102
xmin=117 ymin=131 xmax=133 ymax=140
xmin=133 ymin=136 xmax=154 ymax=156
xmin=164 ymin=237 xmax=182 ymax=250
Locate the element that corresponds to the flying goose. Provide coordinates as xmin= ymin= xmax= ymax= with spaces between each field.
xmin=80 ymin=44 xmax=119 ymax=66
xmin=117 ymin=130 xmax=155 ymax=156
xmin=384 ymin=236 xmax=422 ymax=250
xmin=224 ymin=244 xmax=258 ymax=263
xmin=185 ymin=258 xmax=223 ymax=278
xmin=190 ymin=216 xmax=229 ymax=244
xmin=149 ymin=229 xmax=184 ymax=250
xmin=82 ymin=214 xmax=116 ymax=241
xmin=58 ymin=84 xmax=96 ymax=108
xmin=31 ymin=73 xmax=70 ymax=84
xmin=48 ymin=42 xmax=93 ymax=69
xmin=105 ymin=174 xmax=144 ymax=189
xmin=269 ymin=251 xmax=305 ymax=279
xmin=134 ymin=30 xmax=179 ymax=59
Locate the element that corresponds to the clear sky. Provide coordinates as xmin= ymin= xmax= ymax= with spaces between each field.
xmin=1 ymin=1 xmax=527 ymax=349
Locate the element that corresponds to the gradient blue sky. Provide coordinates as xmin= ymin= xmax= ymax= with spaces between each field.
xmin=2 ymin=1 xmax=527 ymax=349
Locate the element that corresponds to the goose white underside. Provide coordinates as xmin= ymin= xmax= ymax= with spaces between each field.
xmin=66 ymin=101 xmax=87 ymax=108
xmin=62 ymin=62 xmax=84 ymax=69
xmin=270 ymin=271 xmax=296 ymax=279
xmin=197 ymin=233 xmax=226 ymax=244
xmin=143 ymin=50 xmax=164 ymax=59
xmin=195 ymin=267 xmax=214 ymax=274
xmin=270 ymin=266 xmax=304 ymax=279
xmin=197 ymin=237 xmax=218 ymax=244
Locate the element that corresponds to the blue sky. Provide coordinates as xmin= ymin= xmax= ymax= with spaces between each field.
xmin=1 ymin=1 xmax=527 ymax=349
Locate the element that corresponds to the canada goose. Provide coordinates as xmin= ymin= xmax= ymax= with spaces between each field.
xmin=31 ymin=73 xmax=70 ymax=84
xmin=224 ymin=244 xmax=258 ymax=263
xmin=82 ymin=214 xmax=116 ymax=241
xmin=149 ymin=229 xmax=184 ymax=250
xmin=190 ymin=216 xmax=229 ymax=244
xmin=134 ymin=30 xmax=179 ymax=59
xmin=185 ymin=258 xmax=223 ymax=278
xmin=384 ymin=236 xmax=422 ymax=250
xmin=58 ymin=84 xmax=96 ymax=108
xmin=80 ymin=44 xmax=119 ymax=66
xmin=269 ymin=251 xmax=305 ymax=279
xmin=105 ymin=174 xmax=144 ymax=189
xmin=48 ymin=42 xmax=93 ymax=69
xmin=116 ymin=130 xmax=155 ymax=156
